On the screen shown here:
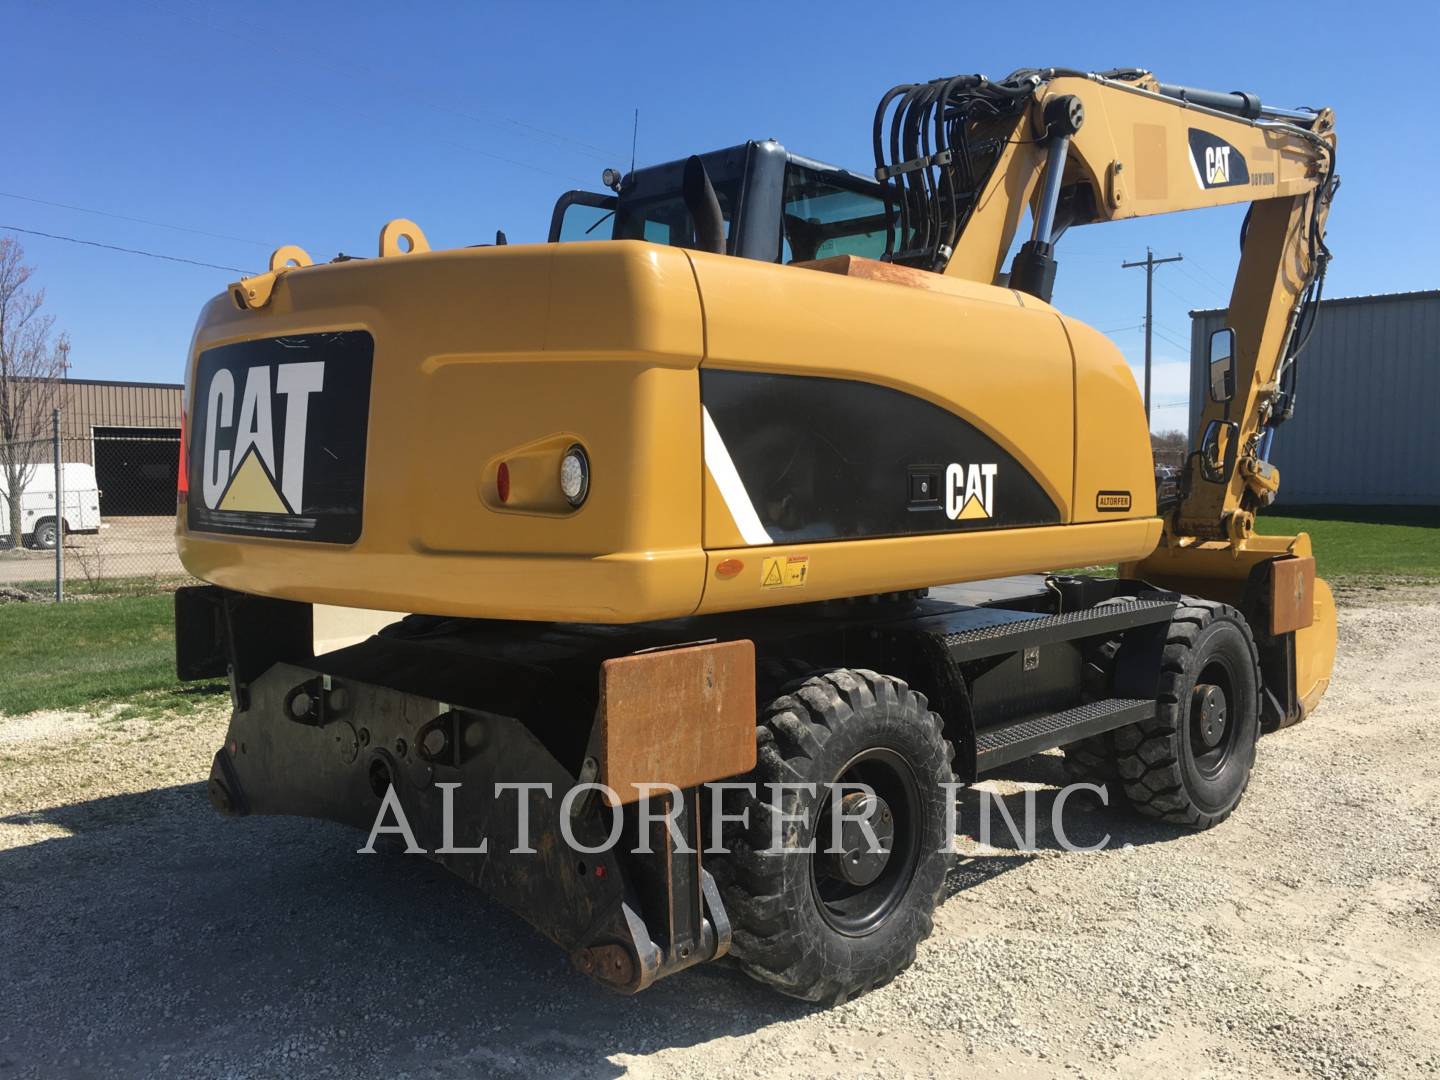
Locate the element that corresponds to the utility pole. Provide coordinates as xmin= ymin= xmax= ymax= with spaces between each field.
xmin=53 ymin=408 xmax=63 ymax=603
xmin=1122 ymin=248 xmax=1183 ymax=425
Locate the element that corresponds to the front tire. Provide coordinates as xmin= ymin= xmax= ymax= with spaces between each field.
xmin=1114 ymin=600 xmax=1261 ymax=829
xmin=716 ymin=668 xmax=955 ymax=1003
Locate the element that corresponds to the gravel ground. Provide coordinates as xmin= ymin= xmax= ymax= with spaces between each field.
xmin=1 ymin=585 xmax=1437 ymax=1079
xmin=0 ymin=516 xmax=185 ymax=586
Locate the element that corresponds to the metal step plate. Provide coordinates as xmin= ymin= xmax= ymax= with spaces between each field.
xmin=975 ymin=697 xmax=1155 ymax=771
xmin=912 ymin=600 xmax=1177 ymax=662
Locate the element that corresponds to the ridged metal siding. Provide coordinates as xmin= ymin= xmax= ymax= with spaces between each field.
xmin=53 ymin=379 xmax=182 ymax=465
xmin=1190 ymin=291 xmax=1440 ymax=505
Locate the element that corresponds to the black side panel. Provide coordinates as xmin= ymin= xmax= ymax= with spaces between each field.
xmin=188 ymin=330 xmax=372 ymax=544
xmin=701 ymin=369 xmax=1060 ymax=543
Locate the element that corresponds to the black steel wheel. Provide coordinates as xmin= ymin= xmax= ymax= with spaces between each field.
xmin=714 ymin=668 xmax=955 ymax=1004
xmin=809 ymin=746 xmax=922 ymax=935
xmin=1114 ymin=600 xmax=1261 ymax=829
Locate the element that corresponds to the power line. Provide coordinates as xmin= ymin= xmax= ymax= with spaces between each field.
xmin=1154 ymin=332 xmax=1191 ymax=353
xmin=0 ymin=224 xmax=253 ymax=274
xmin=28 ymin=1 xmax=595 ymax=189
xmin=1183 ymin=256 xmax=1233 ymax=291
xmin=1175 ymin=262 xmax=1226 ymax=304
xmin=147 ymin=1 xmax=623 ymax=165
xmin=1156 ymin=277 xmax=1200 ymax=308
xmin=0 ymin=190 xmax=267 ymax=248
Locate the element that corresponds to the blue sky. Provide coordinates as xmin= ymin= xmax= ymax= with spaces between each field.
xmin=6 ymin=0 xmax=1434 ymax=432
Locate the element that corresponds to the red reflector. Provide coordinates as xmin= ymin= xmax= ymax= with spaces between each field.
xmin=594 ymin=864 xmax=607 ymax=879
xmin=715 ymin=558 xmax=744 ymax=579
xmin=177 ymin=414 xmax=189 ymax=495
xmin=496 ymin=462 xmax=511 ymax=503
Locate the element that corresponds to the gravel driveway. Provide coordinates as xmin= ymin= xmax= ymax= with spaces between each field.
xmin=0 ymin=516 xmax=186 ymax=586
xmin=1 ymin=586 xmax=1437 ymax=1079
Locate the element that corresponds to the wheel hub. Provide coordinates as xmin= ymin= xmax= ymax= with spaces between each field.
xmin=1192 ymin=684 xmax=1228 ymax=749
xmin=820 ymin=791 xmax=895 ymax=887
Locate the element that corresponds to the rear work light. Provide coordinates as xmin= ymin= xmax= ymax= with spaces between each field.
xmin=559 ymin=446 xmax=589 ymax=508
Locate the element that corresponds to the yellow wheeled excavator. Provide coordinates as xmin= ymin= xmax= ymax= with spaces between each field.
xmin=175 ymin=66 xmax=1338 ymax=1003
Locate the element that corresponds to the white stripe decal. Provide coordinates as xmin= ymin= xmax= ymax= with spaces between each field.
xmin=702 ymin=406 xmax=772 ymax=546
xmin=1188 ymin=147 xmax=1206 ymax=189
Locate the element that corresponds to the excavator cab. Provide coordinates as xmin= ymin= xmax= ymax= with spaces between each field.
xmin=549 ymin=140 xmax=895 ymax=264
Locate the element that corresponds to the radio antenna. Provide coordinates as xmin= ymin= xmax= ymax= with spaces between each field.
xmin=630 ymin=109 xmax=638 ymax=174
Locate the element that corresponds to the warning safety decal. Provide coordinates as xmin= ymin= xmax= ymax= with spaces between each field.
xmin=761 ymin=554 xmax=809 ymax=589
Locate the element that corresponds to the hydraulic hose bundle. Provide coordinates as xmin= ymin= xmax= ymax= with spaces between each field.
xmin=871 ymin=73 xmax=1034 ymax=270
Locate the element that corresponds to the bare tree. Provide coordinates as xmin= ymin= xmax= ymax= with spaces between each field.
xmin=1150 ymin=429 xmax=1188 ymax=454
xmin=0 ymin=237 xmax=71 ymax=548
xmin=1150 ymin=428 xmax=1189 ymax=469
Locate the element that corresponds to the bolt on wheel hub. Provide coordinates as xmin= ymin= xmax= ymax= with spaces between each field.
xmin=820 ymin=791 xmax=895 ymax=887
xmin=1192 ymin=683 xmax=1229 ymax=749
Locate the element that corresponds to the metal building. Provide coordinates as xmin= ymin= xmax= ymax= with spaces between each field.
xmin=1190 ymin=290 xmax=1440 ymax=506
xmin=46 ymin=378 xmax=182 ymax=516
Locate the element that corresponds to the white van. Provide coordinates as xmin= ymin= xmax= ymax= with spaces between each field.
xmin=0 ymin=463 xmax=102 ymax=549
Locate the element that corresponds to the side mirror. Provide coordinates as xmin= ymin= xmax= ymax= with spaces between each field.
xmin=1208 ymin=328 xmax=1236 ymax=403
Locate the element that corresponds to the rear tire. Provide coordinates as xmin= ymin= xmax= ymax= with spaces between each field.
xmin=716 ymin=668 xmax=955 ymax=1004
xmin=1114 ymin=600 xmax=1261 ymax=829
xmin=1062 ymin=731 xmax=1123 ymax=793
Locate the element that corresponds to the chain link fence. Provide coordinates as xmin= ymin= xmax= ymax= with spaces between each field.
xmin=0 ymin=412 xmax=191 ymax=600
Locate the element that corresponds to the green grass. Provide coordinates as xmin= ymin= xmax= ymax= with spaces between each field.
xmin=0 ymin=593 xmax=225 ymax=716
xmin=1256 ymin=505 xmax=1439 ymax=581
xmin=7 ymin=574 xmax=192 ymax=599
xmin=1056 ymin=505 xmax=1437 ymax=583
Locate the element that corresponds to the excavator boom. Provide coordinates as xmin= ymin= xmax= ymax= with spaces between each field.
xmin=873 ymin=67 xmax=1338 ymax=543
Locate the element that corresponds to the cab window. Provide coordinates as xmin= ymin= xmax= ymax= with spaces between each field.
xmin=557 ymin=202 xmax=615 ymax=242
xmin=781 ymin=167 xmax=890 ymax=263
xmin=614 ymin=182 xmax=739 ymax=252
xmin=550 ymin=191 xmax=617 ymax=243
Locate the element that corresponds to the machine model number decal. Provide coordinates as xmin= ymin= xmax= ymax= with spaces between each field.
xmin=945 ymin=462 xmax=997 ymax=521
xmin=1096 ymin=490 xmax=1133 ymax=512
xmin=761 ymin=555 xmax=809 ymax=589
xmin=1187 ymin=129 xmax=1250 ymax=189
